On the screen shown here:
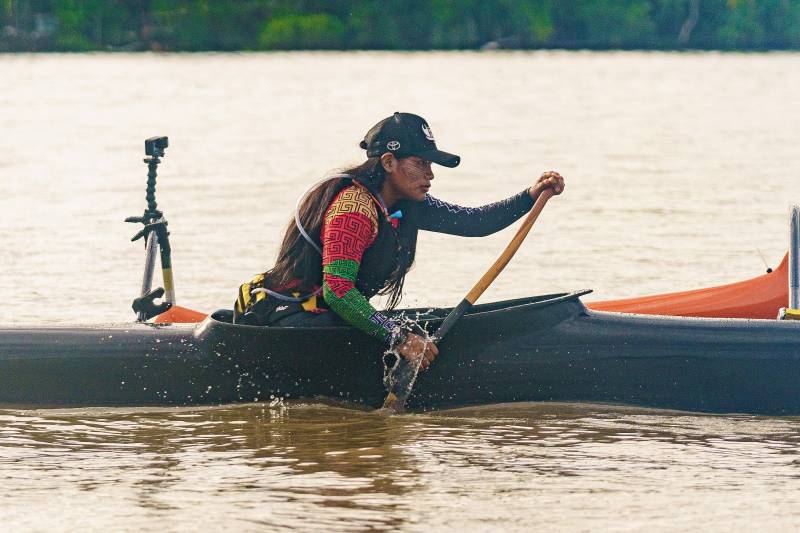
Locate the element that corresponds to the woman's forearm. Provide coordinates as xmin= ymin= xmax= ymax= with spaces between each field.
xmin=418 ymin=189 xmax=535 ymax=237
xmin=322 ymin=268 xmax=399 ymax=343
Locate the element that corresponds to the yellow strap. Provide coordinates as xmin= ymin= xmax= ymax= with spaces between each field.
xmin=162 ymin=267 xmax=174 ymax=291
xmin=301 ymin=294 xmax=318 ymax=311
xmin=237 ymin=275 xmax=320 ymax=314
xmin=236 ymin=282 xmax=251 ymax=313
xmin=237 ymin=273 xmax=270 ymax=313
xmin=781 ymin=308 xmax=800 ymax=320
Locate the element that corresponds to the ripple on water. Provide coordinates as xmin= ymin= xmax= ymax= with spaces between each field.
xmin=2 ymin=402 xmax=800 ymax=530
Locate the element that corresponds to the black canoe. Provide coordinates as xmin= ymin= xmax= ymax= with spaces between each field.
xmin=2 ymin=290 xmax=800 ymax=414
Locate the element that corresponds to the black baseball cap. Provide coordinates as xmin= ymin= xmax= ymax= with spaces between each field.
xmin=359 ymin=112 xmax=461 ymax=168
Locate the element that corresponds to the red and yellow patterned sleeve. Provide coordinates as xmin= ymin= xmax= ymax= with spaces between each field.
xmin=321 ymin=184 xmax=399 ymax=341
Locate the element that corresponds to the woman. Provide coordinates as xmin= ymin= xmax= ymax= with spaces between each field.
xmin=235 ymin=112 xmax=564 ymax=371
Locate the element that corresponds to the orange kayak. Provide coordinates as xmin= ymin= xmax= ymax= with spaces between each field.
xmin=587 ymin=253 xmax=788 ymax=319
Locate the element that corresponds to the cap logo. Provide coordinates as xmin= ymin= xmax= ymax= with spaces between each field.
xmin=421 ymin=124 xmax=435 ymax=141
xmin=387 ymin=140 xmax=401 ymax=151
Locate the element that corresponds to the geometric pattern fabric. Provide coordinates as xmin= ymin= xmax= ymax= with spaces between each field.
xmin=320 ymin=184 xmax=396 ymax=340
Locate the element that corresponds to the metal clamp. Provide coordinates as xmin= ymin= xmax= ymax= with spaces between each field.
xmin=132 ymin=287 xmax=173 ymax=321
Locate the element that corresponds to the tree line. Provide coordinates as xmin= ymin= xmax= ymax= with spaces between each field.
xmin=3 ymin=0 xmax=800 ymax=52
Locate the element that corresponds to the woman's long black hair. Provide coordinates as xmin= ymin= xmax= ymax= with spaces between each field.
xmin=261 ymin=156 xmax=412 ymax=309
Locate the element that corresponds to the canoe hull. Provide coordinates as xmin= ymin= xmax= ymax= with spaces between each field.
xmin=2 ymin=292 xmax=799 ymax=414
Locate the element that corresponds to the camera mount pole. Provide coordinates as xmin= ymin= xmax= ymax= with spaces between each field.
xmin=126 ymin=136 xmax=175 ymax=322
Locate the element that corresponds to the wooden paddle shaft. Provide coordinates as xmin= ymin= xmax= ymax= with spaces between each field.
xmin=383 ymin=189 xmax=555 ymax=410
xmin=432 ymin=188 xmax=554 ymax=342
xmin=465 ymin=188 xmax=554 ymax=304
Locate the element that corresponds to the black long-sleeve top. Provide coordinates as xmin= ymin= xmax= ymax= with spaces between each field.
xmin=417 ymin=190 xmax=535 ymax=236
xmin=317 ymin=183 xmax=534 ymax=341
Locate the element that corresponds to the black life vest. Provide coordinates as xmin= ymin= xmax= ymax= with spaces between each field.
xmin=356 ymin=197 xmax=418 ymax=298
xmin=235 ymin=183 xmax=420 ymax=325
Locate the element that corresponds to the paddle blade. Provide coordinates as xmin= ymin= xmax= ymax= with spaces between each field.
xmin=381 ymin=356 xmax=421 ymax=412
xmin=382 ymin=392 xmax=402 ymax=411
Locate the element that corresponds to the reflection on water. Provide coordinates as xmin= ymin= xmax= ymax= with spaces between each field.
xmin=2 ymin=402 xmax=800 ymax=530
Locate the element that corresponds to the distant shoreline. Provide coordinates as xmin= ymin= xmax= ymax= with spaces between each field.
xmin=4 ymin=1 xmax=800 ymax=53
xmin=2 ymin=49 xmax=799 ymax=55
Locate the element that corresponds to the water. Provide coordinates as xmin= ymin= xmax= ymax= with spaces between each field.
xmin=2 ymin=51 xmax=800 ymax=530
xmin=2 ymin=403 xmax=800 ymax=531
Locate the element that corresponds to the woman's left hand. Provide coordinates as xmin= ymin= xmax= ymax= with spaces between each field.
xmin=529 ymin=171 xmax=565 ymax=199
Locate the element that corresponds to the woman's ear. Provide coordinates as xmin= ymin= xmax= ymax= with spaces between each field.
xmin=380 ymin=153 xmax=396 ymax=173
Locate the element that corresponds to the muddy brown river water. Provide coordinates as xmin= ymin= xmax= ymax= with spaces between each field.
xmin=2 ymin=51 xmax=800 ymax=530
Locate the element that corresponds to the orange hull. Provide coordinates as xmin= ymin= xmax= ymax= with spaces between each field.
xmin=587 ymin=253 xmax=789 ymax=319
xmin=154 ymin=305 xmax=208 ymax=324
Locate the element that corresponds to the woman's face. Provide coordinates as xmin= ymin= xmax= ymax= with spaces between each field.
xmin=383 ymin=156 xmax=434 ymax=202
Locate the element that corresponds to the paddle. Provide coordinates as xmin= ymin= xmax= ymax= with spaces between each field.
xmin=382 ymin=188 xmax=555 ymax=411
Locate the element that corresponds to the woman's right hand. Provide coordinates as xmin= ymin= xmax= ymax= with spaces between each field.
xmin=396 ymin=333 xmax=438 ymax=371
xmin=529 ymin=171 xmax=565 ymax=200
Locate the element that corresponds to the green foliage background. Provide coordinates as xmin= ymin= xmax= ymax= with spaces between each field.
xmin=3 ymin=0 xmax=800 ymax=51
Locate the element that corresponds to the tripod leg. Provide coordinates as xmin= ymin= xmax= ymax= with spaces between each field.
xmin=137 ymin=231 xmax=159 ymax=322
xmin=157 ymin=225 xmax=175 ymax=304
